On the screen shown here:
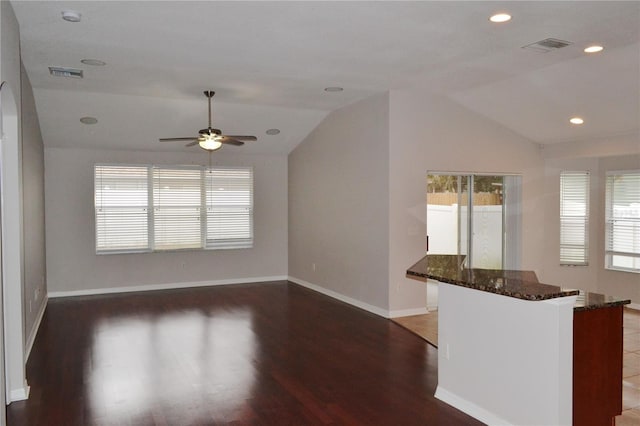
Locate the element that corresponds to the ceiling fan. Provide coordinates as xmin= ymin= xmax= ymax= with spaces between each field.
xmin=159 ymin=90 xmax=257 ymax=151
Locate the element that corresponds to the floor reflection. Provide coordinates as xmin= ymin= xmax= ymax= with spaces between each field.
xmin=87 ymin=308 xmax=257 ymax=423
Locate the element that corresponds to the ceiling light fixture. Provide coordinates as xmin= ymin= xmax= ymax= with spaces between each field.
xmin=489 ymin=13 xmax=511 ymax=23
xmin=266 ymin=128 xmax=280 ymax=135
xmin=81 ymin=59 xmax=106 ymax=66
xmin=324 ymin=87 xmax=344 ymax=92
xmin=80 ymin=116 xmax=98 ymax=125
xmin=198 ymin=134 xmax=223 ymax=151
xmin=584 ymin=45 xmax=604 ymax=53
xmin=569 ymin=117 xmax=584 ymax=125
xmin=61 ymin=10 xmax=81 ymax=22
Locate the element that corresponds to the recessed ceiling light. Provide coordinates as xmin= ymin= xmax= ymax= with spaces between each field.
xmin=80 ymin=116 xmax=98 ymax=125
xmin=569 ymin=117 xmax=584 ymax=125
xmin=61 ymin=10 xmax=81 ymax=22
xmin=584 ymin=45 xmax=604 ymax=53
xmin=489 ymin=13 xmax=512 ymax=23
xmin=324 ymin=87 xmax=343 ymax=92
xmin=81 ymin=59 xmax=106 ymax=66
xmin=266 ymin=128 xmax=280 ymax=135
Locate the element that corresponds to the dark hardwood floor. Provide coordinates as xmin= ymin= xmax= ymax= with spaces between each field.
xmin=7 ymin=281 xmax=483 ymax=425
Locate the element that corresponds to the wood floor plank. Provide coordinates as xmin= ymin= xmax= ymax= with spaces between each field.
xmin=7 ymin=282 xmax=483 ymax=425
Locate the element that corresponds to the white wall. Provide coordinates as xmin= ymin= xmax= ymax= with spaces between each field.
xmin=388 ymin=90 xmax=546 ymax=313
xmin=45 ymin=148 xmax=288 ymax=293
xmin=1 ymin=0 xmax=29 ymax=404
xmin=20 ymin=64 xmax=47 ymax=350
xmin=288 ymin=93 xmax=390 ymax=313
xmin=0 ymin=0 xmax=6 ymax=417
xmin=541 ymin=132 xmax=639 ymax=160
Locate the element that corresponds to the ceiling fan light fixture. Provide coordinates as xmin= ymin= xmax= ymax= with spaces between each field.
xmin=199 ymin=136 xmax=223 ymax=151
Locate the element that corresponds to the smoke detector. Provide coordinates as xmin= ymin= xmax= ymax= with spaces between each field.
xmin=522 ymin=38 xmax=572 ymax=53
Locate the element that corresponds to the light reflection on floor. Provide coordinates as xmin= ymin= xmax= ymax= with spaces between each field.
xmin=87 ymin=308 xmax=257 ymax=423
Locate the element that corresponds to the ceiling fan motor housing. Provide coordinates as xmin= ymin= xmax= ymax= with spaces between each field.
xmin=199 ymin=128 xmax=222 ymax=135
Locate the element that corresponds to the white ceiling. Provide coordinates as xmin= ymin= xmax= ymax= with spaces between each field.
xmin=11 ymin=1 xmax=640 ymax=154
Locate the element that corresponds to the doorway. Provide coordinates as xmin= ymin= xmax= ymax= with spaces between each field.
xmin=425 ymin=172 xmax=522 ymax=309
xmin=1 ymin=80 xmax=28 ymax=415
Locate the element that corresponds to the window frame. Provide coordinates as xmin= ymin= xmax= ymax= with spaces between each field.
xmin=94 ymin=163 xmax=254 ymax=255
xmin=605 ymin=170 xmax=640 ymax=273
xmin=559 ymin=171 xmax=590 ymax=266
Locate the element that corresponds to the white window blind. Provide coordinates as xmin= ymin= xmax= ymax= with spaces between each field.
xmin=95 ymin=165 xmax=150 ymax=253
xmin=153 ymin=167 xmax=203 ymax=250
xmin=205 ymin=167 xmax=253 ymax=249
xmin=560 ymin=171 xmax=589 ymax=265
xmin=605 ymin=171 xmax=640 ymax=273
xmin=95 ymin=164 xmax=253 ymax=254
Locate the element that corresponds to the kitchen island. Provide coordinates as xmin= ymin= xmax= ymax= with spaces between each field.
xmin=407 ymin=254 xmax=629 ymax=426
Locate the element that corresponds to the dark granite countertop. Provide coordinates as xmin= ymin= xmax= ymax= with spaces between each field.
xmin=407 ymin=254 xmax=630 ymax=311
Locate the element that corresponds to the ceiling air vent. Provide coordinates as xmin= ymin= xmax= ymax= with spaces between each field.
xmin=48 ymin=66 xmax=84 ymax=78
xmin=521 ymin=38 xmax=572 ymax=53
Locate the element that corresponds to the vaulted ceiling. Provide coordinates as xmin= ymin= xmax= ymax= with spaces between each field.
xmin=11 ymin=1 xmax=640 ymax=155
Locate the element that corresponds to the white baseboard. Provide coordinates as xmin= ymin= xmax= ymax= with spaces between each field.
xmin=627 ymin=303 xmax=640 ymax=311
xmin=48 ymin=275 xmax=288 ymax=298
xmin=25 ymin=295 xmax=48 ymax=361
xmin=9 ymin=384 xmax=30 ymax=402
xmin=288 ymin=276 xmax=390 ymax=318
xmin=435 ymin=386 xmax=512 ymax=426
xmin=389 ymin=307 xmax=429 ymax=318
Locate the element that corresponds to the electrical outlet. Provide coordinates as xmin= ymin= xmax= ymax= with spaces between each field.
xmin=312 ymin=263 xmax=316 ymax=272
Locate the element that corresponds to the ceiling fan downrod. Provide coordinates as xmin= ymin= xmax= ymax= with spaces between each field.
xmin=205 ymin=90 xmax=215 ymax=130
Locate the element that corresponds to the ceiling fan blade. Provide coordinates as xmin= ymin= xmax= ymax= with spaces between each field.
xmin=224 ymin=135 xmax=257 ymax=141
xmin=220 ymin=137 xmax=245 ymax=146
xmin=185 ymin=141 xmax=199 ymax=147
xmin=159 ymin=137 xmax=198 ymax=142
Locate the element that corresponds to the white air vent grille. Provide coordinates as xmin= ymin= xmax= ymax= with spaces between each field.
xmin=48 ymin=67 xmax=84 ymax=78
xmin=522 ymin=38 xmax=572 ymax=53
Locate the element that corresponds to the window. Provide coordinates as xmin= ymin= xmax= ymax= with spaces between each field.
xmin=560 ymin=172 xmax=590 ymax=265
xmin=205 ymin=168 xmax=254 ymax=249
xmin=605 ymin=171 xmax=640 ymax=273
xmin=95 ymin=164 xmax=253 ymax=254
xmin=95 ymin=165 xmax=149 ymax=253
xmin=153 ymin=167 xmax=203 ymax=251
